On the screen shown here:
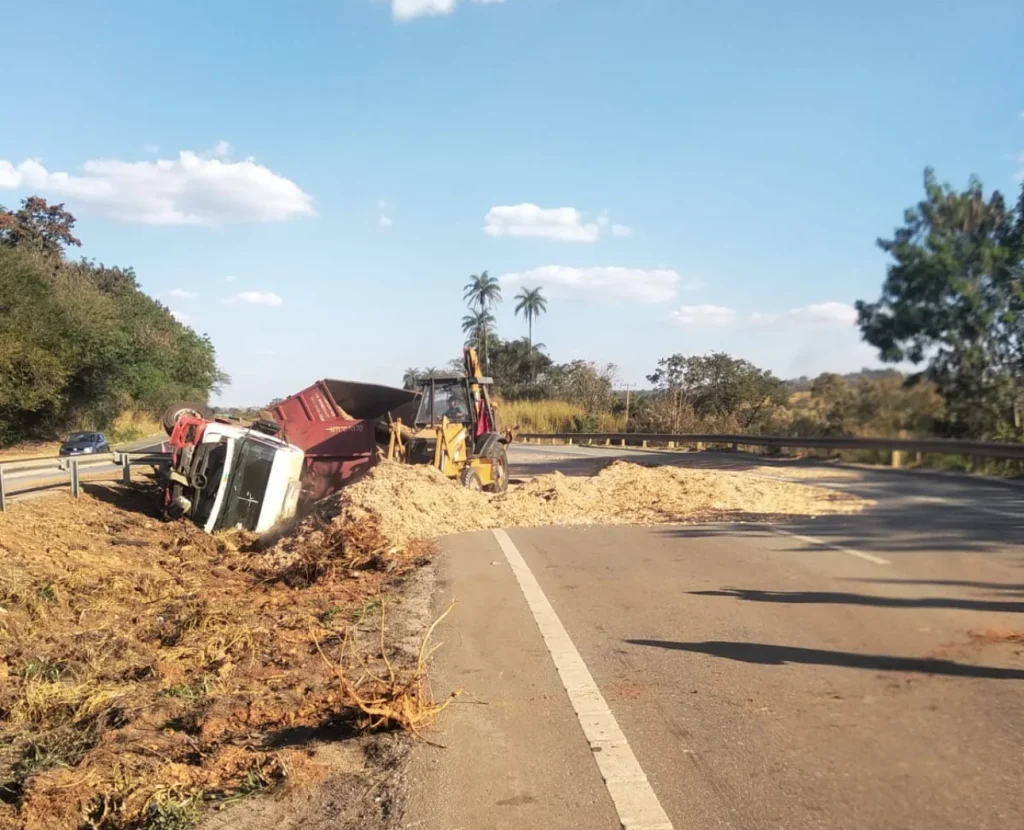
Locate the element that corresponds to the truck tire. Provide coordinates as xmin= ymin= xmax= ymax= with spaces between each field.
xmin=459 ymin=466 xmax=483 ymax=491
xmin=484 ymin=446 xmax=509 ymax=494
xmin=162 ymin=401 xmax=210 ymax=435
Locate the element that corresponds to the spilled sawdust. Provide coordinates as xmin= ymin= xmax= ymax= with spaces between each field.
xmin=302 ymin=459 xmax=872 ymax=549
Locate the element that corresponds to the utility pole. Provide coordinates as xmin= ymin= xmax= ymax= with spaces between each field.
xmin=622 ymin=383 xmax=634 ymax=431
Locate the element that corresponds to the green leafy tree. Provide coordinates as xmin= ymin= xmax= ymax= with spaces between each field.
xmin=514 ymin=287 xmax=547 ymax=378
xmin=0 ymin=197 xmax=82 ymax=255
xmin=0 ymin=200 xmax=226 ymax=445
xmin=857 ymin=169 xmax=1024 ymax=438
xmin=647 ymin=352 xmax=786 ymax=431
xmin=488 ymin=337 xmax=553 ymax=398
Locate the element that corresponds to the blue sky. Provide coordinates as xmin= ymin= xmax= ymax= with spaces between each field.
xmin=2 ymin=0 xmax=1023 ymax=404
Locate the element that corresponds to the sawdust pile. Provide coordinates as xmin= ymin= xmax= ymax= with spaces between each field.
xmin=314 ymin=459 xmax=870 ymax=547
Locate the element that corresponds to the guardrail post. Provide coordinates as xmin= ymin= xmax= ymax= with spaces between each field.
xmin=70 ymin=459 xmax=80 ymax=498
xmin=642 ymin=440 xmax=648 ymax=448
xmin=0 ymin=467 xmax=6 ymax=513
xmin=668 ymin=441 xmax=675 ymax=449
xmin=567 ymin=437 xmax=573 ymax=445
xmin=619 ymin=438 xmax=626 ymax=447
xmin=890 ymin=449 xmax=903 ymax=469
xmin=604 ymin=438 xmax=610 ymax=446
xmin=121 ymin=455 xmax=132 ymax=484
xmin=696 ymin=441 xmax=705 ymax=452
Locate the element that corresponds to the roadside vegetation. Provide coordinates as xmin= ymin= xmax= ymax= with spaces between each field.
xmin=0 ymin=198 xmax=226 ymax=448
xmin=403 ymin=170 xmax=1024 ymax=473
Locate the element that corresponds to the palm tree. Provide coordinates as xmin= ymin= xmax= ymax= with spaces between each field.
xmin=514 ymin=287 xmax=547 ymax=375
xmin=462 ymin=308 xmax=496 ymax=359
xmin=402 ymin=367 xmax=420 ymax=390
xmin=463 ymin=271 xmax=501 ymax=369
xmin=463 ymin=270 xmax=502 ymax=312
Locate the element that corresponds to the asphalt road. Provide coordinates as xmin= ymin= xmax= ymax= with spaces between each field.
xmin=404 ymin=444 xmax=1024 ymax=829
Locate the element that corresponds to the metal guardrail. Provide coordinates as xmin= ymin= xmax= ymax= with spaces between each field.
xmin=516 ymin=432 xmax=1024 ymax=462
xmin=0 ymin=452 xmax=169 ymax=511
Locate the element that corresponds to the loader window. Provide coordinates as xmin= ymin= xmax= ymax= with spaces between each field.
xmin=415 ymin=383 xmax=470 ymax=426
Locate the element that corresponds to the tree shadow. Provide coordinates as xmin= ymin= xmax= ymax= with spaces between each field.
xmin=81 ymin=480 xmax=163 ymax=518
xmin=688 ymin=587 xmax=1024 ymax=613
xmin=625 ymin=639 xmax=1024 ymax=680
xmin=845 ymin=578 xmax=1024 ymax=594
xmin=658 ymin=508 xmax=1024 ymax=556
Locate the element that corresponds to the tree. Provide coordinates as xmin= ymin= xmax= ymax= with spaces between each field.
xmin=463 ymin=270 xmax=502 ymax=370
xmin=489 ymin=337 xmax=553 ymax=398
xmin=0 ymin=201 xmax=226 ymax=446
xmin=0 ymin=197 xmax=82 ymax=255
xmin=514 ymin=287 xmax=548 ymax=379
xmin=461 ymin=308 xmax=496 ymax=362
xmin=647 ymin=352 xmax=786 ymax=431
xmin=463 ymin=270 xmax=502 ymax=311
xmin=548 ymin=360 xmax=618 ymax=413
xmin=857 ymin=168 xmax=1024 ymax=438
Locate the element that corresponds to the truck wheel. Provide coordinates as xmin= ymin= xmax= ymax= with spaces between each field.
xmin=162 ymin=401 xmax=209 ymax=435
xmin=459 ymin=466 xmax=483 ymax=491
xmin=484 ymin=447 xmax=509 ymax=494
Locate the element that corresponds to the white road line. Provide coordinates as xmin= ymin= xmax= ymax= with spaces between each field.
xmin=771 ymin=526 xmax=890 ymax=565
xmin=491 ymin=529 xmax=674 ymax=830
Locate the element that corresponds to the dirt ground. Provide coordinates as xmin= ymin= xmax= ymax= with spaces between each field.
xmin=0 ymin=484 xmax=437 ymax=830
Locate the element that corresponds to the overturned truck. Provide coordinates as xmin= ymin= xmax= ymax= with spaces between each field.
xmin=162 ymin=380 xmax=417 ymax=533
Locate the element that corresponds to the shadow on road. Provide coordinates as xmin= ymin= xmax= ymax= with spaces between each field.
xmin=688 ymin=587 xmax=1024 ymax=613
xmin=625 ymin=639 xmax=1024 ymax=680
xmin=845 ymin=578 xmax=1024 ymax=594
xmin=659 ymin=509 xmax=1024 ymax=557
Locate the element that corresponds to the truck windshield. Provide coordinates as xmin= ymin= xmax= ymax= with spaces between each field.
xmin=214 ymin=438 xmax=277 ymax=531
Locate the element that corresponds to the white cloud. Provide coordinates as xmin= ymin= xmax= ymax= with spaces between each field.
xmin=212 ymin=140 xmax=231 ymax=158
xmin=378 ymin=215 xmax=393 ymax=228
xmin=167 ymin=288 xmax=197 ymax=299
xmin=170 ymin=310 xmax=190 ymax=323
xmin=224 ymin=275 xmax=238 ymax=282
xmin=0 ymin=146 xmax=315 ymax=226
xmin=499 ymin=265 xmax=696 ymax=304
xmin=670 ymin=301 xmax=858 ymax=329
xmin=670 ymin=304 xmax=737 ymax=326
xmin=225 ymin=291 xmax=284 ymax=307
xmin=389 ymin=0 xmax=504 ymax=21
xmin=484 ymin=203 xmax=634 ymax=242
xmin=485 ymin=204 xmax=599 ymax=242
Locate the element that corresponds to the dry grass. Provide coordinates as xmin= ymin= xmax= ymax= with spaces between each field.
xmin=0 ymin=485 xmax=442 ymax=830
xmin=0 ymin=442 xmax=61 ymax=462
xmin=106 ymin=411 xmax=163 ymax=444
xmin=496 ymin=399 xmax=623 ymax=433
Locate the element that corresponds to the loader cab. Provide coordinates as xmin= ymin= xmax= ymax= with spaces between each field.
xmin=413 ymin=376 xmax=497 ymax=440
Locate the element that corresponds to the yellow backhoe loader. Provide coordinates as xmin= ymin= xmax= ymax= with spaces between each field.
xmin=388 ymin=347 xmax=511 ymax=492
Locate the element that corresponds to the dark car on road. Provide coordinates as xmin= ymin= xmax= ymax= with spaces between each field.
xmin=59 ymin=432 xmax=111 ymax=457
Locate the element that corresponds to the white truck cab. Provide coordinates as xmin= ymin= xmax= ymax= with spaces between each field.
xmin=167 ymin=423 xmax=305 ymax=534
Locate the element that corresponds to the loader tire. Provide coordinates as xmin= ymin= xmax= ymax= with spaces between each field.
xmin=459 ymin=466 xmax=483 ymax=491
xmin=162 ymin=401 xmax=210 ymax=435
xmin=484 ymin=446 xmax=509 ymax=494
